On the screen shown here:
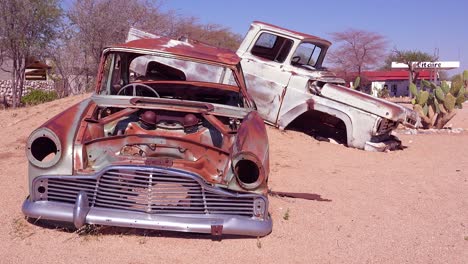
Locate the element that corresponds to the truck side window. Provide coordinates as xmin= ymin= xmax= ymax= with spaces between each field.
xmin=251 ymin=32 xmax=293 ymax=63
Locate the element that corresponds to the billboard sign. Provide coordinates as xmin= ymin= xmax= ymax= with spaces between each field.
xmin=391 ymin=61 xmax=460 ymax=70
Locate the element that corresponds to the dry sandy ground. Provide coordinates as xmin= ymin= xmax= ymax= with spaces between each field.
xmin=0 ymin=94 xmax=467 ymax=264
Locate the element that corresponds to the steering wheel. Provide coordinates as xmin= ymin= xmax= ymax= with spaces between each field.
xmin=117 ymin=83 xmax=160 ymax=97
xmin=291 ymin=56 xmax=301 ymax=65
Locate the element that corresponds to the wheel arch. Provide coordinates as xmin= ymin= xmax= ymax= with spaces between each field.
xmin=278 ymin=99 xmax=354 ymax=145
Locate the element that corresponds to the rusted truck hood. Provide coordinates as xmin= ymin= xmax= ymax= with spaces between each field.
xmin=320 ymin=83 xmax=419 ymax=127
xmin=292 ymin=67 xmax=419 ymax=127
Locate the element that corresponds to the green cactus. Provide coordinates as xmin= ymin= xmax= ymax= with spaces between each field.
xmin=409 ymin=83 xmax=419 ymax=98
xmin=409 ymin=74 xmax=468 ymax=129
xmin=413 ymin=104 xmax=423 ymax=115
xmin=352 ymin=76 xmax=360 ymax=90
xmin=432 ymin=99 xmax=440 ymax=114
xmin=435 ymin=87 xmax=445 ymax=102
xmin=443 ymin=93 xmax=456 ymax=112
xmin=422 ymin=104 xmax=428 ymax=116
xmin=409 ymin=71 xmax=467 ymax=128
xmin=418 ymin=91 xmax=429 ymax=106
xmin=441 ymin=81 xmax=450 ymax=94
xmin=421 ymin=79 xmax=431 ymax=89
xmin=456 ymin=86 xmax=466 ymax=107
xmin=439 ymin=102 xmax=447 ymax=114
xmin=450 ymin=83 xmax=461 ymax=96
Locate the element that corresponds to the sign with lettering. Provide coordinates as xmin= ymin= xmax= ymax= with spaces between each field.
xmin=391 ymin=61 xmax=460 ymax=69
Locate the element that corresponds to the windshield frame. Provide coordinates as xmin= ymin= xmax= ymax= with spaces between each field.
xmin=95 ymin=47 xmax=254 ymax=108
xmin=290 ymin=41 xmax=328 ymax=69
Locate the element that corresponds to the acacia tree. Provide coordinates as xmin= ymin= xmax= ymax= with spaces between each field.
xmin=166 ymin=16 xmax=242 ymax=50
xmin=328 ymin=29 xmax=388 ymax=78
xmin=50 ymin=0 xmax=173 ymax=95
xmin=388 ymin=49 xmax=436 ymax=84
xmin=68 ymin=0 xmax=242 ymax=66
xmin=0 ymin=0 xmax=61 ymax=107
xmin=47 ymin=23 xmax=91 ymax=96
xmin=68 ymin=0 xmax=170 ymax=73
xmin=61 ymin=0 xmax=242 ymax=96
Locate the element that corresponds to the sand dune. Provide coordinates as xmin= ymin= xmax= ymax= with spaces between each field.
xmin=1 ymin=94 xmax=466 ymax=263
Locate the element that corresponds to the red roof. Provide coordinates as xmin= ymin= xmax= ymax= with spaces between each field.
xmin=361 ymin=70 xmax=433 ymax=81
xmin=26 ymin=61 xmax=51 ymax=69
xmin=113 ymin=36 xmax=240 ymax=66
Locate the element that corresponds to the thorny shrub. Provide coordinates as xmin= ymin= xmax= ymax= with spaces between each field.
xmin=21 ymin=89 xmax=58 ymax=106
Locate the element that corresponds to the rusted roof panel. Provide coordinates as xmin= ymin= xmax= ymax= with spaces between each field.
xmin=252 ymin=21 xmax=331 ymax=45
xmin=113 ymin=37 xmax=240 ymax=65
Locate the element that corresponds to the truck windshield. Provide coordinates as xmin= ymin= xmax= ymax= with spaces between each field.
xmin=291 ymin=42 xmax=322 ymax=68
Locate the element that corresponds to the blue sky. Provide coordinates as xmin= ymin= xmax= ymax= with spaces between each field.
xmin=162 ymin=0 xmax=467 ymax=75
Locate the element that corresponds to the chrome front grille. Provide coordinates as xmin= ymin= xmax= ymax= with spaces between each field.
xmin=377 ymin=118 xmax=397 ymax=134
xmin=34 ymin=167 xmax=257 ymax=216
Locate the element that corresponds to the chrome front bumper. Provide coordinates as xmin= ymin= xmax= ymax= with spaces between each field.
xmin=364 ymin=136 xmax=402 ymax=152
xmin=23 ymin=165 xmax=272 ymax=237
xmin=22 ymin=196 xmax=272 ymax=236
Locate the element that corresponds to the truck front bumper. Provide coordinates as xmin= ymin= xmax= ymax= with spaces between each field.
xmin=364 ymin=136 xmax=402 ymax=152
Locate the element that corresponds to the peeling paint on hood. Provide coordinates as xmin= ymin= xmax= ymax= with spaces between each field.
xmin=320 ymin=83 xmax=413 ymax=123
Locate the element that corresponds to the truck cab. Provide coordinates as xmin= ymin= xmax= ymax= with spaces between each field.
xmin=236 ymin=21 xmax=419 ymax=151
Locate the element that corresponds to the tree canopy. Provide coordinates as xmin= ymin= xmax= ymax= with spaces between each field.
xmin=328 ymin=29 xmax=388 ymax=76
xmin=0 ymin=0 xmax=243 ymax=101
xmin=387 ymin=49 xmax=437 ymax=83
xmin=382 ymin=50 xmax=436 ymax=70
xmin=0 ymin=0 xmax=62 ymax=107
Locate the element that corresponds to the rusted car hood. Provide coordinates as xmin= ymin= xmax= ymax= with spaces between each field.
xmin=320 ymin=83 xmax=418 ymax=126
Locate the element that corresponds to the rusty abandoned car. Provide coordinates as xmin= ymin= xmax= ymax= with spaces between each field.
xmin=22 ymin=36 xmax=272 ymax=237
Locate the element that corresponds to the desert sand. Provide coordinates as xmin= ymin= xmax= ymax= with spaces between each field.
xmin=0 ymin=94 xmax=466 ymax=263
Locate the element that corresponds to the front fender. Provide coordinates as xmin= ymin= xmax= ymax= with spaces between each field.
xmin=27 ymin=99 xmax=93 ymax=190
xmin=230 ymin=111 xmax=269 ymax=193
xmin=278 ymin=99 xmax=353 ymax=143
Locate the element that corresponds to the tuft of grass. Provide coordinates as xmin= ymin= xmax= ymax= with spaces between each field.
xmin=256 ymin=237 xmax=262 ymax=249
xmin=283 ymin=208 xmax=290 ymax=220
xmin=138 ymin=231 xmax=148 ymax=245
xmin=138 ymin=237 xmax=147 ymax=245
xmin=11 ymin=217 xmax=35 ymax=240
xmin=76 ymin=224 xmax=103 ymax=242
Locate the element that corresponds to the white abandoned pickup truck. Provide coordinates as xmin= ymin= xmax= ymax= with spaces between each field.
xmin=236 ymin=22 xmax=419 ymax=151
xmin=128 ymin=22 xmax=419 ymax=151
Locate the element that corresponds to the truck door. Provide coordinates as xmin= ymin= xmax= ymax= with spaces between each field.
xmin=239 ymin=32 xmax=294 ymax=125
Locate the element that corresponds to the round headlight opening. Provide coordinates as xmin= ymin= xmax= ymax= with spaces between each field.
xmin=27 ymin=128 xmax=62 ymax=168
xmin=235 ymin=159 xmax=260 ymax=184
xmin=232 ymin=152 xmax=265 ymax=189
xmin=31 ymin=136 xmax=58 ymax=162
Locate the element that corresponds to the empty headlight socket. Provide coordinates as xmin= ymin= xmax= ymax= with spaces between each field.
xmin=26 ymin=128 xmax=62 ymax=168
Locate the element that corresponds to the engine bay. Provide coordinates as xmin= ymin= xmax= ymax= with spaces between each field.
xmin=74 ymin=104 xmax=242 ymax=175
